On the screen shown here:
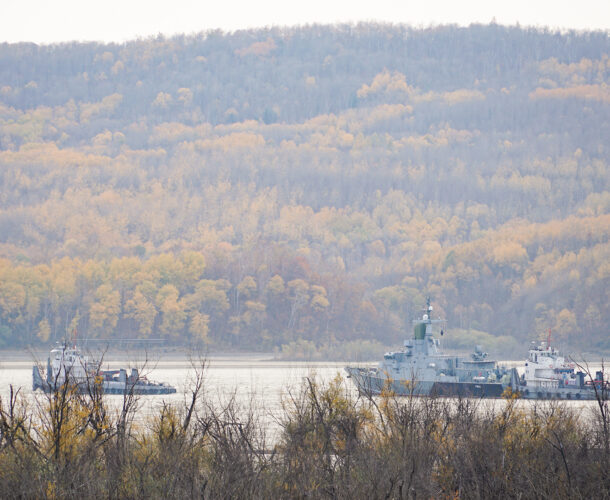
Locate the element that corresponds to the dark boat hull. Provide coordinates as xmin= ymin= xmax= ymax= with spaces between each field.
xmin=513 ymin=384 xmax=599 ymax=400
xmin=33 ymin=365 xmax=177 ymax=395
xmin=429 ymin=381 xmax=505 ymax=398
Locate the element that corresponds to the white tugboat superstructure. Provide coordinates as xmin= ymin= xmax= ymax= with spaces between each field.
xmin=33 ymin=341 xmax=177 ymax=395
xmin=514 ymin=339 xmax=606 ymax=400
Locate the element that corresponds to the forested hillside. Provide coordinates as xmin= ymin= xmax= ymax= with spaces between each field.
xmin=0 ymin=23 xmax=608 ymax=355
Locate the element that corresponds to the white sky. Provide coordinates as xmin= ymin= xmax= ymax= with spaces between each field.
xmin=2 ymin=0 xmax=609 ymax=44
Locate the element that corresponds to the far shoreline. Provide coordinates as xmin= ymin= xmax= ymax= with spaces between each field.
xmin=1 ymin=345 xmax=607 ymax=365
xmin=0 ymin=347 xmax=276 ymax=362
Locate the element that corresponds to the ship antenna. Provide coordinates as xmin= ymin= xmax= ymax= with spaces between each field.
xmin=547 ymin=327 xmax=551 ymax=347
xmin=424 ymin=296 xmax=434 ymax=324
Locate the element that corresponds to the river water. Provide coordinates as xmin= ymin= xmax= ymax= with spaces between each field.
xmin=0 ymin=352 xmax=605 ymax=439
xmin=0 ymin=353 xmax=351 ymax=438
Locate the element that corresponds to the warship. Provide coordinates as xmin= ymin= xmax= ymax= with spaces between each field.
xmin=345 ymin=299 xmax=607 ymax=400
xmin=33 ymin=341 xmax=177 ymax=395
xmin=345 ymin=299 xmax=511 ymax=397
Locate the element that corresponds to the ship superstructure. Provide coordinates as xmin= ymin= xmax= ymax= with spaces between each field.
xmin=513 ymin=340 xmax=607 ymax=400
xmin=345 ymin=299 xmax=510 ymax=397
xmin=33 ymin=341 xmax=177 ymax=395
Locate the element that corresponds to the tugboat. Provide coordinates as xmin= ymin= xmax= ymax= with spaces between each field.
xmin=33 ymin=341 xmax=177 ymax=395
xmin=345 ymin=298 xmax=511 ymax=397
xmin=512 ymin=337 xmax=607 ymax=400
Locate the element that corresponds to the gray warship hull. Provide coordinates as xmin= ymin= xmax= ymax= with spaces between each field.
xmin=346 ymin=365 xmax=605 ymax=400
xmin=345 ymin=366 xmax=506 ymax=398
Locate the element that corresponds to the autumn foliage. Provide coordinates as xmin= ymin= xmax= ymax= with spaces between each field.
xmin=0 ymin=370 xmax=608 ymax=498
xmin=0 ymin=24 xmax=608 ymax=353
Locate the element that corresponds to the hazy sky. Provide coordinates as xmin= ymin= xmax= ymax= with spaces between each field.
xmin=2 ymin=0 xmax=609 ymax=44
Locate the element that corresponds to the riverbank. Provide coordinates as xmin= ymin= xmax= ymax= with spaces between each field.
xmin=0 ymin=367 xmax=607 ymax=499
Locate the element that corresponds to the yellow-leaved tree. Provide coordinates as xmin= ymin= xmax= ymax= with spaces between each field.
xmin=124 ymin=287 xmax=157 ymax=337
xmin=88 ymin=284 xmax=121 ymax=337
xmin=156 ymin=284 xmax=186 ymax=338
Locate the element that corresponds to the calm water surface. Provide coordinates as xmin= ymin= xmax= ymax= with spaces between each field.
xmin=0 ymin=353 xmax=605 ymax=437
xmin=0 ymin=353 xmax=351 ymax=436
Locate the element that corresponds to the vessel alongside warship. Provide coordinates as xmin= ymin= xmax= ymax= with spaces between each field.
xmin=512 ymin=340 xmax=607 ymax=400
xmin=345 ymin=299 xmax=607 ymax=400
xmin=32 ymin=341 xmax=177 ymax=395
